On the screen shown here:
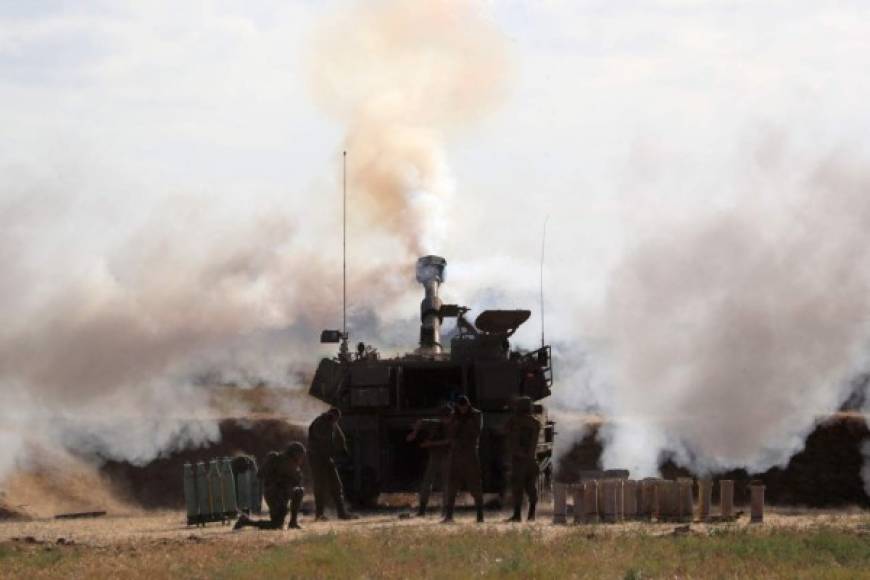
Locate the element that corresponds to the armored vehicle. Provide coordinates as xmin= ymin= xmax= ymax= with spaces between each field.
xmin=310 ymin=255 xmax=555 ymax=505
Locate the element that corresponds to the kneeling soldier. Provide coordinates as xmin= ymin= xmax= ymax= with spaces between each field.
xmin=234 ymin=442 xmax=306 ymax=530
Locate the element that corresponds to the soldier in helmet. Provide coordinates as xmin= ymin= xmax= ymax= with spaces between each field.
xmin=230 ymin=454 xmax=259 ymax=514
xmin=230 ymin=454 xmax=258 ymax=479
xmin=308 ymin=408 xmax=358 ymax=520
xmin=504 ymin=396 xmax=542 ymax=522
xmin=233 ymin=442 xmax=306 ymax=530
xmin=442 ymin=395 xmax=484 ymax=523
xmin=406 ymin=404 xmax=453 ymax=516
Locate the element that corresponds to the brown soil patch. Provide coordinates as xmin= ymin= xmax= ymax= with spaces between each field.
xmin=0 ymin=506 xmax=866 ymax=548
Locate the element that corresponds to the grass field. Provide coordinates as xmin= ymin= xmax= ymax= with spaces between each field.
xmin=2 ymin=524 xmax=868 ymax=579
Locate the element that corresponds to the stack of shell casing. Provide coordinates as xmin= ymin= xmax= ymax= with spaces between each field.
xmin=183 ymin=458 xmax=244 ymax=526
xmin=552 ymin=476 xmax=755 ymax=525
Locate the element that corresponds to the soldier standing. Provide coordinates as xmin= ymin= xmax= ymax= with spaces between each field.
xmin=442 ymin=395 xmax=484 ymax=523
xmin=406 ymin=404 xmax=453 ymax=516
xmin=308 ymin=408 xmax=357 ymax=520
xmin=233 ymin=442 xmax=305 ymax=530
xmin=504 ymin=396 xmax=541 ymax=522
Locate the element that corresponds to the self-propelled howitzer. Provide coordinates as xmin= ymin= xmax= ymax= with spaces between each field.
xmin=310 ymin=255 xmax=555 ymax=505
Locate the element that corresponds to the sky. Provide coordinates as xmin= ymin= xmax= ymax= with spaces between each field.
xmin=3 ymin=1 xmax=869 ymax=312
xmin=2 ymin=1 xmax=870 ymax=480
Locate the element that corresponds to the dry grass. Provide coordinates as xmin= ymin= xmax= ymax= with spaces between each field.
xmin=0 ymin=509 xmax=868 ymax=579
xmin=216 ymin=526 xmax=870 ymax=579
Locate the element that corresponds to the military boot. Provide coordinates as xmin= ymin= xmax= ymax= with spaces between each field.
xmin=288 ymin=508 xmax=302 ymax=529
xmin=505 ymin=502 xmax=522 ymax=523
xmin=232 ymin=514 xmax=251 ymax=530
xmin=337 ymin=503 xmax=359 ymax=520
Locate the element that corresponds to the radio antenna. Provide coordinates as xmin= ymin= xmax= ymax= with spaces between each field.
xmin=339 ymin=150 xmax=350 ymax=361
xmin=540 ymin=215 xmax=549 ymax=349
xmin=342 ymin=150 xmax=347 ymax=338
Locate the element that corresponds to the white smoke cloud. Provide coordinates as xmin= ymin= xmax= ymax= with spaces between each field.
xmin=0 ymin=168 xmax=421 ymax=492
xmin=582 ymin=148 xmax=870 ymax=477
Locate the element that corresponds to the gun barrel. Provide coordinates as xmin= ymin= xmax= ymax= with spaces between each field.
xmin=416 ymin=255 xmax=447 ymax=355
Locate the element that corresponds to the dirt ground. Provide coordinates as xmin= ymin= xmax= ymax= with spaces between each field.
xmin=2 ymin=504 xmax=867 ymax=549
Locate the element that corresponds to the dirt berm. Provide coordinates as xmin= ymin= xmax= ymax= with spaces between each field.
xmin=100 ymin=413 xmax=870 ymax=510
xmin=100 ymin=418 xmax=307 ymax=509
xmin=558 ymin=413 xmax=870 ymax=507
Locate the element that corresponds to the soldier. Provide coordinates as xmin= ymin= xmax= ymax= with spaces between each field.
xmin=442 ymin=395 xmax=484 ymax=523
xmin=230 ymin=454 xmax=259 ymax=514
xmin=233 ymin=442 xmax=305 ymax=530
xmin=504 ymin=396 xmax=541 ymax=522
xmin=230 ymin=454 xmax=258 ymax=480
xmin=308 ymin=408 xmax=358 ymax=520
xmin=406 ymin=404 xmax=453 ymax=516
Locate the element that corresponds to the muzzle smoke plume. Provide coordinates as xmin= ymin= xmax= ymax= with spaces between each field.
xmin=309 ymin=0 xmax=509 ymax=256
xmin=589 ymin=150 xmax=870 ymax=479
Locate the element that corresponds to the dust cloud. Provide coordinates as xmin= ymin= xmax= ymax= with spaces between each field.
xmin=0 ymin=447 xmax=136 ymax=519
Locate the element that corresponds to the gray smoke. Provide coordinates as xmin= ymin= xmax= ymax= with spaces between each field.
xmin=0 ymin=167 xmax=410 ymax=485
xmin=585 ymin=148 xmax=870 ymax=477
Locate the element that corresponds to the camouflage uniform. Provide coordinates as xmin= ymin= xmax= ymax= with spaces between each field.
xmin=230 ymin=455 xmax=258 ymax=513
xmin=504 ymin=397 xmax=541 ymax=521
xmin=230 ymin=454 xmax=257 ymax=477
xmin=308 ymin=411 xmax=352 ymax=519
xmin=415 ymin=417 xmax=450 ymax=516
xmin=234 ymin=445 xmax=304 ymax=530
xmin=443 ymin=400 xmax=484 ymax=522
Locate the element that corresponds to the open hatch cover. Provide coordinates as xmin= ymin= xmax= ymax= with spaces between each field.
xmin=474 ymin=309 xmax=531 ymax=335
